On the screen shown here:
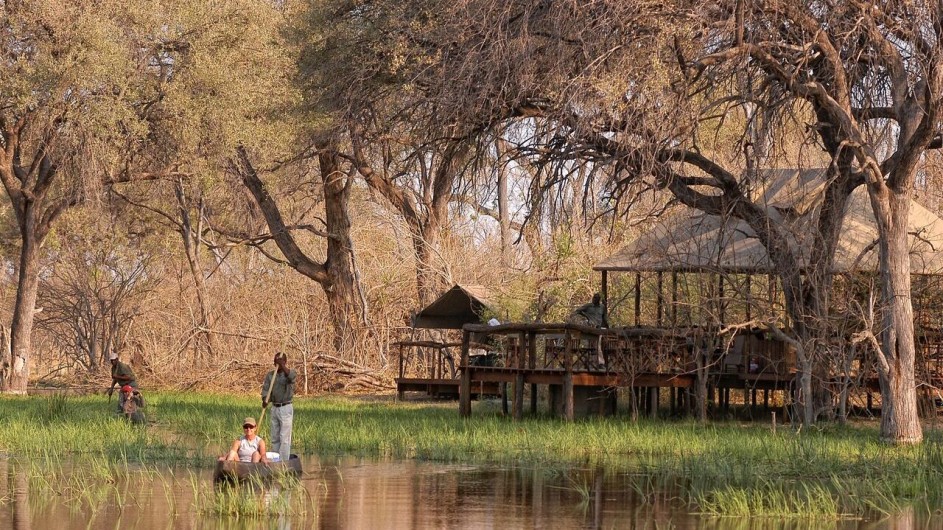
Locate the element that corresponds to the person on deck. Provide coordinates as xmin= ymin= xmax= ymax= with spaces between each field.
xmin=261 ymin=352 xmax=296 ymax=462
xmin=568 ymin=293 xmax=609 ymax=368
xmin=569 ymin=293 xmax=608 ymax=328
xmin=219 ymin=417 xmax=269 ymax=463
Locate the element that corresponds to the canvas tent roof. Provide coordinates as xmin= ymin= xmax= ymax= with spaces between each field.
xmin=594 ymin=169 xmax=943 ymax=274
xmin=411 ymin=284 xmax=496 ymax=329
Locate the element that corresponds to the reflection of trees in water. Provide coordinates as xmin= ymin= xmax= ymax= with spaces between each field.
xmin=0 ymin=457 xmax=934 ymax=528
xmin=312 ymin=459 xmax=700 ymax=529
xmin=10 ymin=462 xmax=30 ymax=530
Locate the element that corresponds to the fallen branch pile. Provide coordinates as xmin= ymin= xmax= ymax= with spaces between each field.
xmin=307 ymin=352 xmax=393 ymax=393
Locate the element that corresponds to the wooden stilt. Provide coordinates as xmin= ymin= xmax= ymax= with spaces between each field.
xmin=529 ymin=331 xmax=538 ymax=415
xmin=564 ymin=331 xmax=575 ymax=421
xmin=459 ymin=331 xmax=471 ymax=417
xmin=513 ymin=333 xmax=525 ymax=420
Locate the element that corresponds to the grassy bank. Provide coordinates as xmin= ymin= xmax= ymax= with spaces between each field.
xmin=3 ymin=391 xmax=943 ymax=518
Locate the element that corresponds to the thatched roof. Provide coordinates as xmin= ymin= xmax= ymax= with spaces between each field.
xmin=411 ymin=284 xmax=496 ymax=329
xmin=595 ymin=169 xmax=943 ymax=274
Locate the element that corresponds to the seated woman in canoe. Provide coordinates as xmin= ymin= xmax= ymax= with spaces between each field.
xmin=219 ymin=417 xmax=269 ymax=463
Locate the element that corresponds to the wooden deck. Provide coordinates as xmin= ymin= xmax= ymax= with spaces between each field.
xmin=395 ymin=324 xmax=943 ymax=421
xmin=397 ymin=323 xmax=935 ymax=421
xmin=457 ymin=323 xmax=797 ymax=421
xmin=395 ymin=377 xmax=500 ymax=399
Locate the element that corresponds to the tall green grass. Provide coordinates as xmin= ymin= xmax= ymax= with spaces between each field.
xmin=4 ymin=391 xmax=943 ymax=519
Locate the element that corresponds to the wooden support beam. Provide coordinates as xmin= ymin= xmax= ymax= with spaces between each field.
xmin=601 ymin=270 xmax=608 ymax=326
xmin=514 ymin=332 xmax=525 ymax=420
xmin=564 ymin=331 xmax=575 ymax=421
xmin=397 ymin=342 xmax=405 ymax=401
xmin=656 ymin=272 xmax=664 ymax=327
xmin=459 ymin=331 xmax=471 ymax=417
xmin=528 ymin=330 xmax=538 ymax=415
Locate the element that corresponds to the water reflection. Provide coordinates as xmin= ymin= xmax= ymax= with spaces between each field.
xmin=0 ymin=456 xmax=937 ymax=529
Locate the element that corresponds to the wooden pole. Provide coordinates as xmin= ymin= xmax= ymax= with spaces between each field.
xmin=513 ymin=332 xmax=525 ymax=420
xmin=601 ymin=271 xmax=609 ymax=327
xmin=564 ymin=330 xmax=575 ymax=421
xmin=459 ymin=330 xmax=471 ymax=417
xmin=656 ymin=272 xmax=664 ymax=327
xmin=397 ymin=343 xmax=405 ymax=401
xmin=529 ymin=331 xmax=538 ymax=415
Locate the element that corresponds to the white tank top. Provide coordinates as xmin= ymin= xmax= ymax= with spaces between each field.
xmin=237 ymin=436 xmax=261 ymax=462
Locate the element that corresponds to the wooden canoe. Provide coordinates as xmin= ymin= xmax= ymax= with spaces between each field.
xmin=213 ymin=455 xmax=303 ymax=484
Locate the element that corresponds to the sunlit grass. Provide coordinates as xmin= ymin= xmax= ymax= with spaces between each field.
xmin=3 ymin=391 xmax=943 ymax=518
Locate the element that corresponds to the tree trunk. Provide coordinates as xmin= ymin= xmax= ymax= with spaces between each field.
xmin=176 ymin=184 xmax=216 ymax=361
xmin=412 ymin=227 xmax=447 ymax=307
xmin=5 ymin=222 xmax=41 ymax=393
xmin=234 ymin=145 xmax=363 ymax=355
xmin=497 ymin=148 xmax=510 ymax=264
xmin=876 ymin=192 xmax=922 ymax=444
xmin=320 ymin=148 xmax=360 ymax=352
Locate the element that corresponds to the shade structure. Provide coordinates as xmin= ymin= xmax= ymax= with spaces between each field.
xmin=410 ymin=284 xmax=496 ymax=329
xmin=594 ymin=169 xmax=943 ymax=274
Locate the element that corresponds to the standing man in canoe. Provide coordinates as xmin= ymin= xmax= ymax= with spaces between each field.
xmin=261 ymin=352 xmax=296 ymax=462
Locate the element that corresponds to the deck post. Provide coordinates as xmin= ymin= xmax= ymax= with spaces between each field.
xmin=564 ymin=330 xmax=575 ymax=421
xmin=528 ymin=331 xmax=538 ymax=415
xmin=601 ymin=271 xmax=609 ymax=327
xmin=656 ymin=272 xmax=663 ymax=327
xmin=648 ymin=387 xmax=658 ymax=418
xmin=459 ymin=330 xmax=472 ymax=417
xmin=397 ymin=343 xmax=405 ymax=401
xmin=513 ymin=332 xmax=525 ymax=420
xmin=634 ymin=273 xmax=641 ymax=326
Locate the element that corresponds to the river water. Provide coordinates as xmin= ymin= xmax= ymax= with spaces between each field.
xmin=0 ymin=455 xmax=933 ymax=529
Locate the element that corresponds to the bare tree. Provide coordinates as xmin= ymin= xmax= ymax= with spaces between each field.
xmin=230 ymin=145 xmax=362 ymax=353
xmin=37 ymin=233 xmax=156 ymax=373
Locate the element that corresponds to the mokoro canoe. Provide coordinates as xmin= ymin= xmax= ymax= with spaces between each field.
xmin=213 ymin=455 xmax=303 ymax=484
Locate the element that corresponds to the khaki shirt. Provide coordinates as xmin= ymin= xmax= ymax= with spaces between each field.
xmin=262 ymin=369 xmax=297 ymax=404
xmin=111 ymin=361 xmax=137 ymax=387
